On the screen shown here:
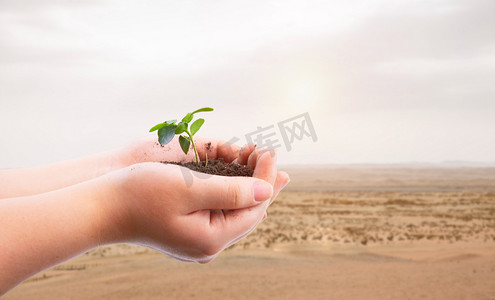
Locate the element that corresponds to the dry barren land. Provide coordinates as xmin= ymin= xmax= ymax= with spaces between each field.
xmin=5 ymin=166 xmax=495 ymax=300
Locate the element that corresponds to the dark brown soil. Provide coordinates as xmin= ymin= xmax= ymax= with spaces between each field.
xmin=163 ymin=158 xmax=253 ymax=177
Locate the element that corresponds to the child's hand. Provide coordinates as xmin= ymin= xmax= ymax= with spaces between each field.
xmin=107 ymin=145 xmax=288 ymax=263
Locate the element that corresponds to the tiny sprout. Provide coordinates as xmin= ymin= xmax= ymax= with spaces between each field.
xmin=149 ymin=107 xmax=214 ymax=165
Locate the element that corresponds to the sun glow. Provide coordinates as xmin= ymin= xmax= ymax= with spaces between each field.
xmin=289 ymin=82 xmax=316 ymax=101
xmin=286 ymin=80 xmax=324 ymax=113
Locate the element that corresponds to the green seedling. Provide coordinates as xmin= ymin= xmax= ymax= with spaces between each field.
xmin=149 ymin=107 xmax=214 ymax=165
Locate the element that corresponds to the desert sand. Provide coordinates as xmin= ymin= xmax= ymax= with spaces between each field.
xmin=4 ymin=166 xmax=495 ymax=299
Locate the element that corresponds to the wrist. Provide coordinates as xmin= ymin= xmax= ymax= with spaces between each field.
xmin=106 ymin=146 xmax=135 ymax=171
xmin=115 ymin=140 xmax=146 ymax=168
xmin=91 ymin=172 xmax=133 ymax=245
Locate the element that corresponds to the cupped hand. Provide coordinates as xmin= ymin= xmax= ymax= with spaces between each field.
xmin=107 ymin=141 xmax=289 ymax=263
xmin=121 ymin=136 xmax=241 ymax=165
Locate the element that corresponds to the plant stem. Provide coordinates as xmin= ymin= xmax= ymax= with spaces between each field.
xmin=186 ymin=131 xmax=200 ymax=165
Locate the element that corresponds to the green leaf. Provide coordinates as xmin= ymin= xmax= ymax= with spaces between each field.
xmin=181 ymin=113 xmax=193 ymax=123
xmin=157 ymin=125 xmax=177 ymax=145
xmin=149 ymin=123 xmax=166 ymax=132
xmin=190 ymin=118 xmax=204 ymax=136
xmin=179 ymin=135 xmax=191 ymax=154
xmin=192 ymin=107 xmax=214 ymax=114
xmin=175 ymin=122 xmax=188 ymax=134
xmin=149 ymin=119 xmax=177 ymax=132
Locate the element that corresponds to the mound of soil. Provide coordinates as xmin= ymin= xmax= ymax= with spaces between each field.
xmin=163 ymin=158 xmax=253 ymax=177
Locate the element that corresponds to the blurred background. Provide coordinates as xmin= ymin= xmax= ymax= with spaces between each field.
xmin=3 ymin=1 xmax=495 ymax=299
xmin=1 ymin=0 xmax=495 ymax=168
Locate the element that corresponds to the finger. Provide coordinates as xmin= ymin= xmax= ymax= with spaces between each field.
xmin=211 ymin=169 xmax=288 ymax=251
xmin=247 ymin=147 xmax=277 ymax=171
xmin=252 ymin=149 xmax=278 ymax=188
xmin=210 ymin=205 xmax=263 ymax=247
xmin=231 ymin=171 xmax=287 ymax=232
xmin=187 ymin=174 xmax=273 ymax=211
xmin=269 ymin=171 xmax=290 ymax=206
xmin=246 ymin=148 xmax=261 ymax=170
xmin=234 ymin=144 xmax=256 ymax=165
xmin=241 ymin=150 xmax=278 ymax=216
xmin=215 ymin=172 xmax=288 ymax=249
xmin=193 ymin=137 xmax=241 ymax=163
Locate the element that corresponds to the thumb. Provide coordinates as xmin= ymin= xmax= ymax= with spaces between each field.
xmin=188 ymin=175 xmax=273 ymax=211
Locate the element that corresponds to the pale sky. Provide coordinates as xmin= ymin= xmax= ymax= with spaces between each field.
xmin=1 ymin=0 xmax=494 ymax=167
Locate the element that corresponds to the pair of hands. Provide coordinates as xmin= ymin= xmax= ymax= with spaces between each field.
xmin=107 ymin=136 xmax=289 ymax=263
xmin=1 ymin=135 xmax=290 ymax=294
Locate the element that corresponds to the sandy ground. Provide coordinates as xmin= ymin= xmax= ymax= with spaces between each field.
xmin=4 ymin=166 xmax=495 ymax=299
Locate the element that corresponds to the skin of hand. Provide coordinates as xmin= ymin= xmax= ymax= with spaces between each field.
xmin=121 ymin=135 xmax=243 ymax=166
xmin=0 ymin=138 xmax=289 ymax=295
xmin=123 ymin=136 xmax=289 ymax=215
xmin=109 ymin=145 xmax=285 ymax=263
xmin=121 ymin=136 xmax=290 ymax=246
xmin=0 ymin=135 xmax=286 ymax=199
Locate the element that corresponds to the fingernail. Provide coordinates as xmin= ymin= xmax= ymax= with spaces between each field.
xmin=253 ymin=181 xmax=273 ymax=202
xmin=262 ymin=212 xmax=267 ymax=220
